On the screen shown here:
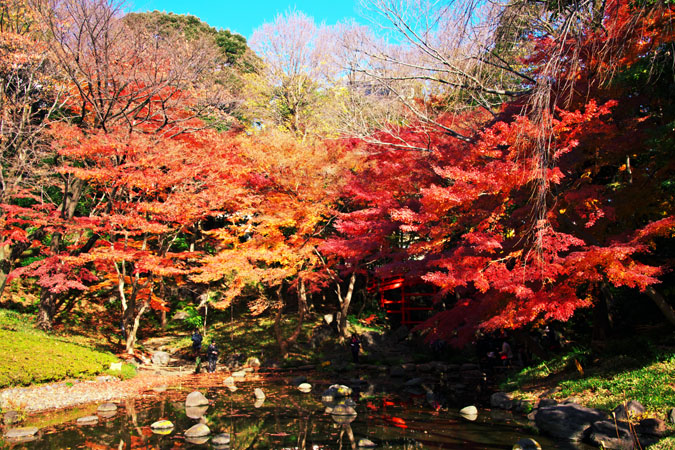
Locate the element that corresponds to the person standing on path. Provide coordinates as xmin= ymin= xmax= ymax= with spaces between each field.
xmin=349 ymin=334 xmax=361 ymax=364
xmin=191 ymin=329 xmax=202 ymax=360
xmin=206 ymin=341 xmax=219 ymax=373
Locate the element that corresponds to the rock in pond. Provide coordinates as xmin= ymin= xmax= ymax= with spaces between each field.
xmin=459 ymin=405 xmax=478 ymax=416
xmin=97 ymin=402 xmax=118 ymax=413
xmin=254 ymin=398 xmax=265 ymax=408
xmin=586 ymin=419 xmax=634 ymax=449
xmin=4 ymin=427 xmax=39 ymax=441
xmin=232 ymin=370 xmax=247 ymax=378
xmin=185 ymin=422 xmax=210 ymax=438
xmin=534 ymin=403 xmax=606 ymax=441
xmin=186 ymin=436 xmax=210 ymax=445
xmin=212 ymin=433 xmax=231 ymax=446
xmin=512 ymin=438 xmax=541 ymax=450
xmin=76 ymin=415 xmax=99 ymax=425
xmin=150 ymin=420 xmax=174 ymax=434
xmin=358 ymin=438 xmax=377 ymax=447
xmin=186 ymin=405 xmax=209 ymax=419
xmin=254 ymin=388 xmax=266 ymax=400
xmin=185 ymin=391 xmax=209 ymax=407
xmin=298 ymin=382 xmax=312 ymax=393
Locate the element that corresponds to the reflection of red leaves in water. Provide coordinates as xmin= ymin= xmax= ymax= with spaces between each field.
xmin=269 ymin=432 xmax=290 ymax=436
xmin=383 ymin=415 xmax=407 ymax=429
xmin=366 ymin=402 xmax=377 ymax=411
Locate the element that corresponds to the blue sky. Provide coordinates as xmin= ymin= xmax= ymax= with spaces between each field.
xmin=127 ymin=0 xmax=365 ymax=40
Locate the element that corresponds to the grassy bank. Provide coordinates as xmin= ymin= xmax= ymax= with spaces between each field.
xmin=0 ymin=309 xmax=119 ymax=388
xmin=503 ymin=346 xmax=675 ymax=415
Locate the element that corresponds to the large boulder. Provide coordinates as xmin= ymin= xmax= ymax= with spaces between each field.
xmin=586 ymin=419 xmax=634 ymax=449
xmin=534 ymin=403 xmax=606 ymax=440
xmin=185 ymin=391 xmax=209 ymax=407
xmin=151 ymin=351 xmax=170 ymax=366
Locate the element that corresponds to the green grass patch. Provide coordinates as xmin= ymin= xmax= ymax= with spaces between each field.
xmin=554 ymin=353 xmax=675 ymax=413
xmin=0 ymin=309 xmax=118 ymax=387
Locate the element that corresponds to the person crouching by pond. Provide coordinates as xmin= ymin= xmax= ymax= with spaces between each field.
xmin=349 ymin=334 xmax=361 ymax=364
xmin=206 ymin=341 xmax=219 ymax=373
xmin=191 ymin=329 xmax=202 ymax=360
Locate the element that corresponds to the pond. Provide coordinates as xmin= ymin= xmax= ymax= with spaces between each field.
xmin=2 ymin=372 xmax=595 ymax=449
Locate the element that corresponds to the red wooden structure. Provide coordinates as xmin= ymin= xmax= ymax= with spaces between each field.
xmin=367 ymin=276 xmax=436 ymax=327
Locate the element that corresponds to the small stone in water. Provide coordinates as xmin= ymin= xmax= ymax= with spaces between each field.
xmin=150 ymin=420 xmax=174 ymax=430
xmin=185 ymin=391 xmax=209 ymax=407
xmin=254 ymin=388 xmax=266 ymax=399
xmin=298 ymin=383 xmax=312 ymax=393
xmin=185 ymin=423 xmax=210 ymax=438
xmin=4 ymin=427 xmax=39 ymax=439
xmin=358 ymin=438 xmax=377 ymax=447
xmin=460 ymin=405 xmax=478 ymax=416
xmin=97 ymin=402 xmax=117 ymax=412
xmin=76 ymin=415 xmax=98 ymax=425
xmin=512 ymin=438 xmax=542 ymax=450
xmin=212 ymin=433 xmax=231 ymax=445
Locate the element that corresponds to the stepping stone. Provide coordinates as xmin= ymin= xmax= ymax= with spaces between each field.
xmin=77 ymin=415 xmax=99 ymax=425
xmin=185 ymin=391 xmax=209 ymax=407
xmin=4 ymin=427 xmax=39 ymax=440
xmin=358 ymin=438 xmax=377 ymax=447
xmin=151 ymin=420 xmax=174 ymax=430
xmin=97 ymin=402 xmax=117 ymax=412
xmin=254 ymin=388 xmax=265 ymax=400
xmin=298 ymin=383 xmax=312 ymax=393
xmin=185 ymin=423 xmax=210 ymax=438
xmin=212 ymin=433 xmax=231 ymax=446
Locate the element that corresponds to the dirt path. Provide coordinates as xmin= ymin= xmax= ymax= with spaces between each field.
xmin=0 ymin=366 xmax=191 ymax=414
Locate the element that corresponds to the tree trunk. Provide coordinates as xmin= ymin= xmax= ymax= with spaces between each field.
xmin=273 ymin=282 xmax=307 ymax=358
xmin=37 ymin=289 xmax=56 ymax=330
xmin=336 ymin=272 xmax=356 ymax=341
xmin=125 ymin=299 xmax=149 ymax=355
xmin=646 ymin=286 xmax=675 ymax=327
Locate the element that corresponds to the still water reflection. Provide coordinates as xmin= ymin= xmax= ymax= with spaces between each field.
xmin=2 ymin=374 xmax=593 ymax=449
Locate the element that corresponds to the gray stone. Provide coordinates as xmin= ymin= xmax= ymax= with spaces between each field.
xmin=587 ymin=419 xmax=634 ymax=449
xmin=460 ymin=405 xmax=478 ymax=416
xmin=97 ymin=402 xmax=117 ymax=413
xmin=185 ymin=436 xmax=209 ymax=445
xmin=186 ymin=405 xmax=208 ymax=419
xmin=254 ymin=398 xmax=265 ymax=408
xmin=3 ymin=410 xmax=20 ymax=425
xmin=358 ymin=438 xmax=377 ymax=447
xmin=668 ymin=408 xmax=675 ymax=424
xmin=535 ymin=403 xmax=606 ymax=441
xmin=76 ymin=415 xmax=98 ymax=425
xmin=185 ymin=423 xmax=210 ymax=438
xmin=490 ymin=392 xmax=514 ymax=410
xmin=212 ymin=433 xmax=231 ymax=446
xmin=232 ymin=370 xmax=246 ymax=378
xmin=612 ymin=400 xmax=646 ymax=420
xmin=254 ymin=388 xmax=266 ymax=400
xmin=151 ymin=351 xmax=170 ymax=366
xmin=185 ymin=391 xmax=209 ymax=407
xmin=224 ymin=376 xmax=236 ymax=386
xmin=4 ymin=427 xmax=39 ymax=439
xmin=389 ymin=325 xmax=409 ymax=342
xmin=512 ymin=438 xmax=542 ymax=450
xmin=298 ymin=383 xmax=312 ymax=393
